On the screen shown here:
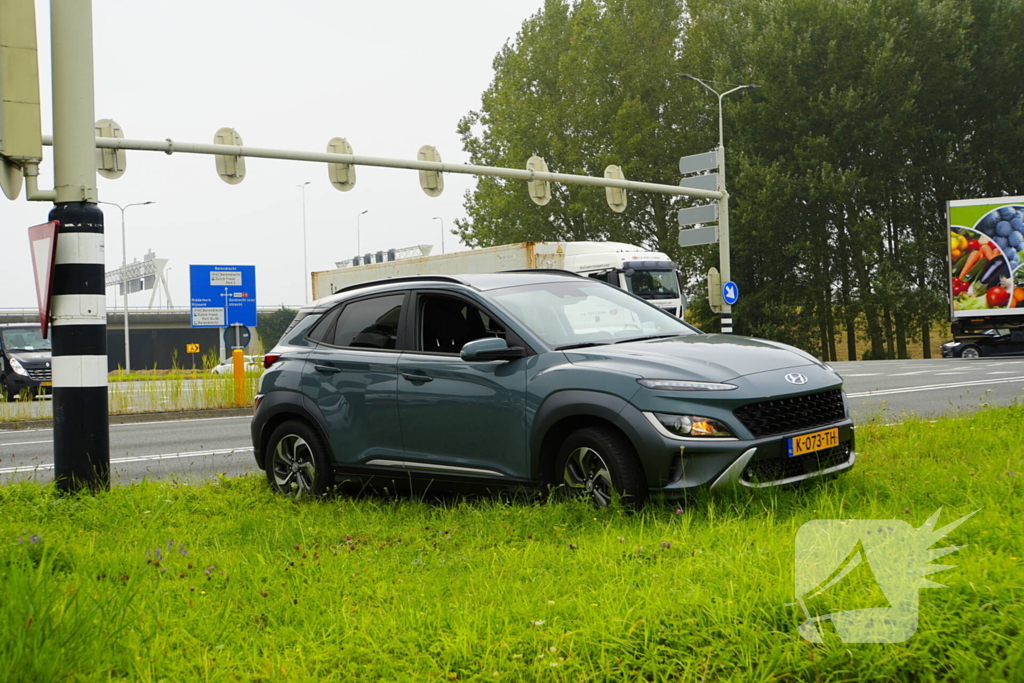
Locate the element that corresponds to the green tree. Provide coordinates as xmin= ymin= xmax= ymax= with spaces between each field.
xmin=257 ymin=307 xmax=298 ymax=351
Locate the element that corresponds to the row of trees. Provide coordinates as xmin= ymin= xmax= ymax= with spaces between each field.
xmin=456 ymin=0 xmax=1024 ymax=359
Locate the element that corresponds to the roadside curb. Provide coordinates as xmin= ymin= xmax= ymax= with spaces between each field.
xmin=0 ymin=407 xmax=252 ymax=431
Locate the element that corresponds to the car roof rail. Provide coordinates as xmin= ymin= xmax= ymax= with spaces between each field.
xmin=501 ymin=269 xmax=584 ymax=278
xmin=332 ymin=275 xmax=471 ymax=296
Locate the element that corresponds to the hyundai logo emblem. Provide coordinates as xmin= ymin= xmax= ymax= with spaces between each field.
xmin=785 ymin=373 xmax=808 ymax=385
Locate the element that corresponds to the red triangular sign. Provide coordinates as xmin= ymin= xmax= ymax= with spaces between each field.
xmin=28 ymin=221 xmax=60 ymax=339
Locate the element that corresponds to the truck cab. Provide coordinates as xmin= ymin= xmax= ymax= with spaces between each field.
xmin=556 ymin=242 xmax=685 ymax=317
xmin=0 ymin=323 xmax=53 ymax=401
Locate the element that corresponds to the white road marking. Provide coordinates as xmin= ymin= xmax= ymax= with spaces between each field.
xmin=841 ymin=373 xmax=881 ymax=377
xmin=891 ymin=371 xmax=934 ymax=376
xmin=847 ymin=376 xmax=1024 ymax=398
xmin=0 ymin=439 xmax=53 ymax=447
xmin=934 ymin=372 xmax=968 ymax=375
xmin=986 ymin=371 xmax=1021 ymax=375
xmin=0 ymin=446 xmax=254 ymax=475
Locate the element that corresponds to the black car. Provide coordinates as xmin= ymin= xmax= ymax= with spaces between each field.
xmin=941 ymin=328 xmax=1024 ymax=358
xmin=0 ymin=324 xmax=53 ymax=401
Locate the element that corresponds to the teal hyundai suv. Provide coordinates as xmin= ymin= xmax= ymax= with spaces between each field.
xmin=251 ymin=272 xmax=854 ymax=505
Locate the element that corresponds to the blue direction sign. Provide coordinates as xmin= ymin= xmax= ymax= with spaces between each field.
xmin=722 ymin=281 xmax=739 ymax=305
xmin=190 ymin=265 xmax=257 ymax=328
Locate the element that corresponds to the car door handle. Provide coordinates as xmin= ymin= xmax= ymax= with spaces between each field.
xmin=402 ymin=372 xmax=433 ymax=383
xmin=314 ymin=365 xmax=342 ymax=374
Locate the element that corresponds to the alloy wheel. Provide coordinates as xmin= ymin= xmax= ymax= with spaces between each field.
xmin=563 ymin=446 xmax=614 ymax=507
xmin=271 ymin=434 xmax=317 ymax=497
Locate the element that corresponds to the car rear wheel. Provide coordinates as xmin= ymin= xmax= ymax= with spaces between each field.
xmin=555 ymin=426 xmax=647 ymax=508
xmin=265 ymin=420 xmax=331 ymax=498
xmin=958 ymin=345 xmax=981 ymax=359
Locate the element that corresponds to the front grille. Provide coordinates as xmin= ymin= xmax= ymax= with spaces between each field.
xmin=742 ymin=443 xmax=852 ymax=485
xmin=733 ymin=389 xmax=845 ymax=438
xmin=27 ymin=367 xmax=51 ymax=381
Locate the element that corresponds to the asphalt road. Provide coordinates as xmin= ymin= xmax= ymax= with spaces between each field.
xmin=2 ymin=357 xmax=1023 ymax=486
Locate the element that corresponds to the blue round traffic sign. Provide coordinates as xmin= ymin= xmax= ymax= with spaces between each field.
xmin=722 ymin=281 xmax=739 ymax=305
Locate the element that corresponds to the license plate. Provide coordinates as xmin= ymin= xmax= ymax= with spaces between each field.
xmin=787 ymin=427 xmax=839 ymax=457
xmin=41 ymin=381 xmax=52 ymax=387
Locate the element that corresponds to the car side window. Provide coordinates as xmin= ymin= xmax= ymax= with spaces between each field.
xmin=419 ymin=294 xmax=506 ymax=354
xmin=306 ymin=307 xmax=342 ymax=343
xmin=331 ymin=295 xmax=404 ymax=350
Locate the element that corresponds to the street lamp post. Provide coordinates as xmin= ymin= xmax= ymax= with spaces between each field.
xmin=99 ymin=200 xmax=155 ymax=372
xmin=298 ymin=181 xmax=310 ymax=303
xmin=432 ymin=216 xmax=445 ymax=254
xmin=680 ymin=75 xmax=759 ymax=334
xmin=356 ymin=209 xmax=369 ymax=256
xmin=165 ymin=267 xmax=173 ymax=309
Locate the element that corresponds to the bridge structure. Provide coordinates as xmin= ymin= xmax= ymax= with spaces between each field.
xmin=0 ymin=307 xmax=272 ymax=371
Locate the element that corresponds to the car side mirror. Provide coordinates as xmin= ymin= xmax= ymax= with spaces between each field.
xmin=460 ymin=337 xmax=525 ymax=362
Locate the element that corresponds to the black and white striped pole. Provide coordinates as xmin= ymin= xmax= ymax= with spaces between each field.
xmin=48 ymin=0 xmax=108 ymax=491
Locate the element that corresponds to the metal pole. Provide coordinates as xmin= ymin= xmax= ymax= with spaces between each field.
xmin=165 ymin=267 xmax=172 ymax=308
xmin=298 ymin=181 xmax=310 ymax=303
xmin=357 ymin=209 xmax=368 ymax=255
xmin=679 ymin=75 xmax=759 ymax=334
xmin=49 ymin=0 xmax=106 ymax=491
xmin=43 ymin=135 xmax=724 ymax=202
xmin=99 ymin=200 xmax=153 ymax=372
xmin=433 ymin=216 xmax=444 ymax=254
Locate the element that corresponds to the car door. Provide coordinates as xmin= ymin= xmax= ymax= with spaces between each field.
xmin=395 ymin=290 xmax=529 ymax=480
xmin=302 ymin=292 xmax=408 ymax=465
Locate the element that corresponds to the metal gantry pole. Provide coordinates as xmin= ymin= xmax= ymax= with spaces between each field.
xmin=98 ymin=200 xmax=153 ymax=373
xmin=680 ymin=75 xmax=759 ymax=334
xmin=48 ymin=0 xmax=107 ymax=491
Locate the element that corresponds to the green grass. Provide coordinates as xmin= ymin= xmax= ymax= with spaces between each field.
xmin=1 ymin=408 xmax=1022 ymax=682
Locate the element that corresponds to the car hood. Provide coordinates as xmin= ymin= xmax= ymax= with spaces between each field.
xmin=563 ymin=334 xmax=824 ymax=382
xmin=6 ymin=350 xmax=52 ymax=368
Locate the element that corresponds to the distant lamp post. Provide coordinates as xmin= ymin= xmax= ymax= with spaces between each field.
xmin=679 ymin=74 xmax=759 ymax=334
xmin=99 ymin=200 xmax=155 ymax=373
xmin=298 ymin=181 xmax=311 ymax=303
xmin=165 ymin=267 xmax=173 ymax=309
xmin=433 ymin=216 xmax=445 ymax=254
xmin=357 ymin=209 xmax=369 ymax=255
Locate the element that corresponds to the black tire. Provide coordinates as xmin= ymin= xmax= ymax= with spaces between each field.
xmin=958 ymin=345 xmax=981 ymax=359
xmin=265 ymin=420 xmax=332 ymax=498
xmin=554 ymin=426 xmax=647 ymax=508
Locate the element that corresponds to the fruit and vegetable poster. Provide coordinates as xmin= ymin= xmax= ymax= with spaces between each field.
xmin=947 ymin=196 xmax=1024 ymax=317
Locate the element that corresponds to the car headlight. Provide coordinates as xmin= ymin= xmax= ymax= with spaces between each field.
xmin=9 ymin=358 xmax=29 ymax=377
xmin=653 ymin=412 xmax=735 ymax=438
xmin=637 ymin=379 xmax=737 ymax=391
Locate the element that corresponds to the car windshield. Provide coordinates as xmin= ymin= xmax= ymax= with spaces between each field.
xmin=489 ymin=281 xmax=699 ymax=349
xmin=1 ymin=327 xmax=51 ymax=352
xmin=623 ymin=269 xmax=679 ymax=300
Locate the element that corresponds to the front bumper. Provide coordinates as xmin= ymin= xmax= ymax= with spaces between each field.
xmin=646 ymin=420 xmax=856 ymax=493
xmin=3 ymin=373 xmax=51 ymax=398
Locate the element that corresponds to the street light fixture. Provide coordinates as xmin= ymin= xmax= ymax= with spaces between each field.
xmin=357 ymin=209 xmax=369 ymax=256
xmin=432 ymin=216 xmax=445 ymax=254
xmin=679 ymin=74 xmax=759 ymax=334
xmin=298 ymin=181 xmax=311 ymax=303
xmin=98 ymin=200 xmax=155 ymax=373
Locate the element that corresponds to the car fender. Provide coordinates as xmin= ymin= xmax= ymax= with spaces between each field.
xmin=530 ymin=389 xmax=670 ymax=486
xmin=251 ymin=390 xmax=334 ymax=468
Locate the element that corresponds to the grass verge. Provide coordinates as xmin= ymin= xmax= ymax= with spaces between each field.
xmin=0 ymin=407 xmax=1021 ymax=682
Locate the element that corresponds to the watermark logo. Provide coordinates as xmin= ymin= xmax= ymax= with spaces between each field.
xmin=792 ymin=507 xmax=977 ymax=643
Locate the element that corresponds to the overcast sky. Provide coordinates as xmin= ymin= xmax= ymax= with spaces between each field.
xmin=2 ymin=0 xmax=546 ymax=310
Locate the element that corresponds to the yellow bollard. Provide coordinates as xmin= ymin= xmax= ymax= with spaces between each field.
xmin=232 ymin=348 xmax=246 ymax=405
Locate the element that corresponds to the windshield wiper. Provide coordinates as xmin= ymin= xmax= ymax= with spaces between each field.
xmin=555 ymin=341 xmax=615 ymax=350
xmin=610 ymin=333 xmax=686 ymax=345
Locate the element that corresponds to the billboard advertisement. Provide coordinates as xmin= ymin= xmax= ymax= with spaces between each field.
xmin=947 ymin=196 xmax=1024 ymax=317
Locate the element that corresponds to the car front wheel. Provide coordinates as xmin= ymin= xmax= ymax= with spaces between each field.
xmin=555 ymin=426 xmax=647 ymax=508
xmin=958 ymin=345 xmax=981 ymax=359
xmin=265 ymin=420 xmax=331 ymax=498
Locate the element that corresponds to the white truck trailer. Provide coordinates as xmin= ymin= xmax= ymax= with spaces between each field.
xmin=311 ymin=241 xmax=685 ymax=317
